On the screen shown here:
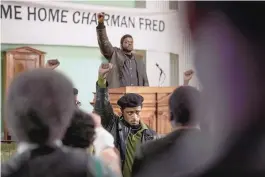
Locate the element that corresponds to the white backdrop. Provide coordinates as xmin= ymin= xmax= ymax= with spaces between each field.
xmin=1 ymin=1 xmax=179 ymax=54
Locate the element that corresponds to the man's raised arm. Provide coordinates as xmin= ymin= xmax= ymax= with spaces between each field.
xmin=94 ymin=63 xmax=117 ymax=129
xmin=96 ymin=12 xmax=114 ymax=60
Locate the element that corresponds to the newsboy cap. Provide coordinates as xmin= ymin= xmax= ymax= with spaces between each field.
xmin=117 ymin=93 xmax=144 ymax=109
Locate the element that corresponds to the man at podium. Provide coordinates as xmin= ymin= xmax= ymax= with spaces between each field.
xmin=96 ymin=12 xmax=149 ymax=88
xmin=94 ymin=63 xmax=156 ymax=177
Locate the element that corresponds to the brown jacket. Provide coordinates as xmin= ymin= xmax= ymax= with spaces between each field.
xmin=96 ymin=24 xmax=149 ymax=88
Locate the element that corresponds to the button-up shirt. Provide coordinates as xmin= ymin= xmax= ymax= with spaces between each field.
xmin=120 ymin=54 xmax=139 ymax=87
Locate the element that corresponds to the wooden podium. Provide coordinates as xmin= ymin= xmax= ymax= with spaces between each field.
xmin=2 ymin=47 xmax=45 ymax=141
xmin=91 ymin=86 xmax=176 ymax=135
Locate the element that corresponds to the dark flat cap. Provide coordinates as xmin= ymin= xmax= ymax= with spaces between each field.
xmin=117 ymin=93 xmax=144 ymax=109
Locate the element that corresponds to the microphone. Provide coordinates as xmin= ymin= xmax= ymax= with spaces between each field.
xmin=155 ymin=63 xmax=164 ymax=74
xmin=155 ymin=63 xmax=166 ymax=87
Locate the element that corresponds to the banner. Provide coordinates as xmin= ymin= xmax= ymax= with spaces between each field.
xmin=0 ymin=1 xmax=178 ymax=53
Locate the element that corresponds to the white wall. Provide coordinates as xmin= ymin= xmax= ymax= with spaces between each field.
xmin=146 ymin=51 xmax=170 ymax=87
xmin=145 ymin=1 xmax=174 ymax=87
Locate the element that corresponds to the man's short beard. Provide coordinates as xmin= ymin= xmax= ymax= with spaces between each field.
xmin=122 ymin=48 xmax=132 ymax=53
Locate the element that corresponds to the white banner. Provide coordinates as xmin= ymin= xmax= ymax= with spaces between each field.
xmin=1 ymin=1 xmax=179 ymax=53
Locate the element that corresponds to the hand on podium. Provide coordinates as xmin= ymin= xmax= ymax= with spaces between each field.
xmin=45 ymin=59 xmax=60 ymax=70
xmin=183 ymin=69 xmax=194 ymax=86
xmin=97 ymin=12 xmax=105 ymax=23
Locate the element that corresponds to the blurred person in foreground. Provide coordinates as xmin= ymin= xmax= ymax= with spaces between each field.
xmin=96 ymin=12 xmax=149 ymax=88
xmin=1 ymin=69 xmax=118 ymax=177
xmin=185 ymin=1 xmax=265 ymax=176
xmin=132 ymin=70 xmax=210 ymax=177
xmin=62 ymin=109 xmax=121 ymax=176
xmin=94 ymin=63 xmax=157 ymax=177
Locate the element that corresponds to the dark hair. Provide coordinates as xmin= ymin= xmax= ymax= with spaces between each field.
xmin=120 ymin=34 xmax=133 ymax=45
xmin=169 ymin=86 xmax=200 ymax=126
xmin=62 ymin=109 xmax=95 ymax=149
xmin=73 ymin=88 xmax=78 ymax=95
xmin=5 ymin=69 xmax=75 ymax=144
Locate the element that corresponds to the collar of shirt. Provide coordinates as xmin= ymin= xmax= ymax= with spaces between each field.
xmin=17 ymin=140 xmax=62 ymax=154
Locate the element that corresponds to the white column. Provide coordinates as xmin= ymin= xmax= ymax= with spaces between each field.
xmin=145 ymin=1 xmax=169 ymax=10
xmin=177 ymin=2 xmax=200 ymax=88
xmin=144 ymin=1 xmax=171 ymax=86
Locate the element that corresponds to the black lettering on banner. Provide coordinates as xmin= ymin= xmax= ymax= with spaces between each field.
xmin=38 ymin=8 xmax=47 ymax=21
xmin=90 ymin=13 xmax=97 ymax=25
xmin=0 ymin=4 xmax=12 ymax=19
xmin=128 ymin=17 xmax=135 ymax=28
xmin=159 ymin=20 xmax=165 ymax=32
xmin=111 ymin=15 xmax=120 ymax=27
xmin=152 ymin=20 xmax=158 ymax=31
xmin=27 ymin=6 xmax=36 ymax=21
xmin=145 ymin=18 xmax=151 ymax=30
xmin=61 ymin=10 xmax=68 ymax=23
xmin=82 ymin=12 xmax=90 ymax=24
xmin=14 ymin=5 xmax=22 ymax=20
xmin=104 ymin=13 xmax=110 ymax=26
xmin=0 ymin=4 xmax=22 ymax=20
xmin=120 ymin=16 xmax=127 ymax=28
xmin=139 ymin=17 xmax=144 ymax=30
xmin=73 ymin=11 xmax=80 ymax=24
xmin=1 ymin=3 xmax=165 ymax=32
xmin=49 ymin=9 xmax=59 ymax=22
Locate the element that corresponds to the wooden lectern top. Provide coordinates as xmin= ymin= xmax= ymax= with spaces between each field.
xmin=109 ymin=86 xmax=176 ymax=94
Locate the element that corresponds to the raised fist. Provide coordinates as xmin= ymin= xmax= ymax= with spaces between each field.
xmin=98 ymin=63 xmax=113 ymax=78
xmin=97 ymin=12 xmax=105 ymax=23
xmin=45 ymin=59 xmax=60 ymax=70
xmin=183 ymin=69 xmax=194 ymax=85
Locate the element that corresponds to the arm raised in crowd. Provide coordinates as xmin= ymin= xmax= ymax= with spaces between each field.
xmin=183 ymin=69 xmax=194 ymax=86
xmin=94 ymin=63 xmax=117 ymax=129
xmin=96 ymin=12 xmax=114 ymax=60
xmin=45 ymin=59 xmax=60 ymax=70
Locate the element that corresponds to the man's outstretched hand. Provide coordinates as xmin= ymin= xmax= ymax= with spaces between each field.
xmin=183 ymin=69 xmax=194 ymax=85
xmin=45 ymin=59 xmax=60 ymax=70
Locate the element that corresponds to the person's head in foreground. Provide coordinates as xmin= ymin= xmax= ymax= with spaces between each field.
xmin=169 ymin=86 xmax=200 ymax=129
xmin=185 ymin=1 xmax=265 ymax=175
xmin=5 ymin=68 xmax=75 ymax=145
xmin=117 ymin=93 xmax=144 ymax=127
xmin=62 ymin=109 xmax=95 ymax=149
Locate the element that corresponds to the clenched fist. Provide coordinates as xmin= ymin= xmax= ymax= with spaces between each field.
xmin=97 ymin=12 xmax=105 ymax=23
xmin=98 ymin=63 xmax=113 ymax=79
xmin=45 ymin=59 xmax=60 ymax=70
xmin=183 ymin=69 xmax=194 ymax=85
